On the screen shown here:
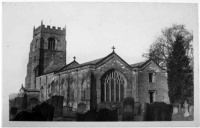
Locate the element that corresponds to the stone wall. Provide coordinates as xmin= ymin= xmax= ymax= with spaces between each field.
xmin=38 ymin=68 xmax=92 ymax=111
xmin=25 ymin=24 xmax=66 ymax=89
xmin=138 ymin=61 xmax=170 ymax=108
xmin=40 ymin=49 xmax=66 ymax=74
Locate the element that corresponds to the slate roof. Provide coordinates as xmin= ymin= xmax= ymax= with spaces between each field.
xmin=57 ymin=51 xmax=133 ymax=72
xmin=130 ymin=61 xmax=146 ymax=68
xmin=40 ymin=51 xmax=165 ymax=76
xmin=57 ymin=51 xmax=143 ymax=73
xmin=130 ymin=59 xmax=166 ymax=70
xmin=57 ymin=61 xmax=80 ymax=72
xmin=79 ymin=58 xmax=103 ymax=66
xmin=56 ymin=58 xmax=103 ymax=73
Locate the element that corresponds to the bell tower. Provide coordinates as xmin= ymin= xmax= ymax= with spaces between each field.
xmin=25 ymin=21 xmax=66 ymax=89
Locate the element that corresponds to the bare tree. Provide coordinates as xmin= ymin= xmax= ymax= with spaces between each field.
xmin=143 ymin=24 xmax=193 ymax=69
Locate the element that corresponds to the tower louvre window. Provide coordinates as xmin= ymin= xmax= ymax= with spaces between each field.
xmin=48 ymin=37 xmax=55 ymax=50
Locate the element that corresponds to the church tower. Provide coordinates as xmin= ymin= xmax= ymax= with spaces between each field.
xmin=25 ymin=21 xmax=66 ymax=89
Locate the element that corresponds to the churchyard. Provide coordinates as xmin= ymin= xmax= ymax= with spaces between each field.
xmin=9 ymin=95 xmax=194 ymax=121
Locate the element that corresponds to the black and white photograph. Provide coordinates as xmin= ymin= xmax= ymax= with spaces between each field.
xmin=2 ymin=1 xmax=199 ymax=127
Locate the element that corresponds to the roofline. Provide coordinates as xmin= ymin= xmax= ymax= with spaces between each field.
xmin=55 ymin=64 xmax=95 ymax=75
xmin=55 ymin=51 xmax=133 ymax=74
xmin=56 ymin=60 xmax=79 ymax=73
xmin=96 ymin=51 xmax=133 ymax=70
xmin=139 ymin=59 xmax=166 ymax=71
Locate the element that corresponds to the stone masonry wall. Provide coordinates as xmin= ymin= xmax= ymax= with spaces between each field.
xmin=25 ymin=24 xmax=66 ymax=89
xmin=37 ymin=68 xmax=92 ymax=111
xmin=138 ymin=61 xmax=170 ymax=109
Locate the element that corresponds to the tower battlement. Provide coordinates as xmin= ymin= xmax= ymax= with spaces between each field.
xmin=33 ymin=23 xmax=66 ymax=36
xmin=26 ymin=22 xmax=67 ymax=89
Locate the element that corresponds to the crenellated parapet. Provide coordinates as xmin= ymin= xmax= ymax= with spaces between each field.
xmin=33 ymin=23 xmax=66 ymax=36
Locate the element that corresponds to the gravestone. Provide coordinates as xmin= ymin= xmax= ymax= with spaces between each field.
xmin=10 ymin=107 xmax=18 ymax=121
xmin=181 ymin=107 xmax=185 ymax=113
xmin=98 ymin=102 xmax=106 ymax=110
xmin=188 ymin=105 xmax=194 ymax=116
xmin=13 ymin=103 xmax=55 ymax=121
xmin=143 ymin=102 xmax=152 ymax=121
xmin=28 ymin=98 xmax=40 ymax=110
xmin=144 ymin=102 xmax=173 ymax=121
xmin=76 ymin=109 xmax=97 ymax=121
xmin=49 ymin=95 xmax=64 ymax=116
xmin=77 ymin=102 xmax=86 ymax=113
xmin=134 ymin=102 xmax=141 ymax=115
xmin=14 ymin=97 xmax=23 ymax=110
xmin=122 ymin=97 xmax=134 ymax=121
xmin=96 ymin=108 xmax=118 ymax=121
xmin=173 ymin=106 xmax=178 ymax=114
xmin=183 ymin=100 xmax=189 ymax=117
xmin=57 ymin=96 xmax=64 ymax=116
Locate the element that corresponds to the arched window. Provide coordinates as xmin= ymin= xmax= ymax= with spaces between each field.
xmin=48 ymin=37 xmax=55 ymax=50
xmin=101 ymin=69 xmax=126 ymax=102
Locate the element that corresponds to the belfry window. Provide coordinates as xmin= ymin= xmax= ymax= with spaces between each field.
xmin=101 ymin=70 xmax=126 ymax=102
xmin=48 ymin=37 xmax=55 ymax=50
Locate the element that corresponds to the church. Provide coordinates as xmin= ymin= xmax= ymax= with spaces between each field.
xmin=24 ymin=22 xmax=170 ymax=111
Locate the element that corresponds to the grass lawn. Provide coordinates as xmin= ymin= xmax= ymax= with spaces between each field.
xmin=172 ymin=113 xmax=193 ymax=121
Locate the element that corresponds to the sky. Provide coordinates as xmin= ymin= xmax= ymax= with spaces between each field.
xmin=2 ymin=2 xmax=198 ymax=95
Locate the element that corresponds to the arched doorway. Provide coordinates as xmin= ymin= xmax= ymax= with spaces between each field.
xmin=101 ymin=69 xmax=127 ymax=103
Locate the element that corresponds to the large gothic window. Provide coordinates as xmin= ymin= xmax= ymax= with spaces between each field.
xmin=48 ymin=37 xmax=55 ymax=50
xmin=101 ymin=69 xmax=126 ymax=102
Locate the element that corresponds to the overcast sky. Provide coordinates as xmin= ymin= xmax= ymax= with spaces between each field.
xmin=2 ymin=2 xmax=198 ymax=94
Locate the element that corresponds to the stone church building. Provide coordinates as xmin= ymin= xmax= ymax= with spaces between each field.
xmin=25 ymin=22 xmax=170 ymax=111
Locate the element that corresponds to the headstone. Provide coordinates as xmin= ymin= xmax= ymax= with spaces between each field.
xmin=173 ymin=106 xmax=178 ymax=114
xmin=122 ymin=97 xmax=134 ymax=121
xmin=96 ymin=108 xmax=118 ymax=121
xmin=51 ymin=95 xmax=64 ymax=116
xmin=188 ymin=105 xmax=194 ymax=116
xmin=134 ymin=102 xmax=141 ymax=115
xmin=183 ymin=100 xmax=189 ymax=117
xmin=14 ymin=97 xmax=23 ymax=110
xmin=144 ymin=102 xmax=173 ymax=121
xmin=28 ymin=98 xmax=39 ymax=110
xmin=98 ymin=102 xmax=106 ymax=110
xmin=76 ymin=109 xmax=97 ymax=121
xmin=143 ymin=102 xmax=152 ymax=121
xmin=77 ymin=102 xmax=86 ymax=113
xmin=181 ymin=107 xmax=185 ymax=113
xmin=72 ymin=102 xmax=77 ymax=111
xmin=57 ymin=96 xmax=64 ymax=116
xmin=13 ymin=103 xmax=55 ymax=121
xmin=10 ymin=107 xmax=18 ymax=121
